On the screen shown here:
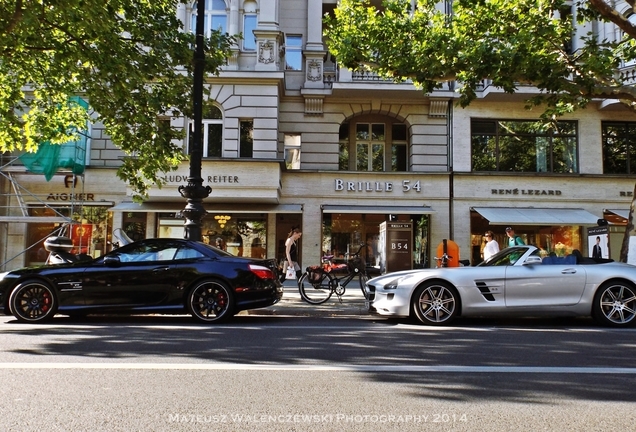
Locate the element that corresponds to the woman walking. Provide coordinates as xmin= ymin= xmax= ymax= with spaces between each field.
xmin=283 ymin=227 xmax=302 ymax=281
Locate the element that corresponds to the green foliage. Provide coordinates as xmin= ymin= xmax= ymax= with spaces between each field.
xmin=0 ymin=0 xmax=234 ymax=200
xmin=325 ymin=0 xmax=636 ymax=118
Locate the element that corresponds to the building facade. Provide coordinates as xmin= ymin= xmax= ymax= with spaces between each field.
xmin=1 ymin=0 xmax=635 ymax=272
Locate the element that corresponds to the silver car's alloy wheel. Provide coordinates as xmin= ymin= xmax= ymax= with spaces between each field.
xmin=594 ymin=283 xmax=636 ymax=326
xmin=9 ymin=280 xmax=58 ymax=323
xmin=188 ymin=280 xmax=234 ymax=323
xmin=412 ymin=282 xmax=458 ymax=325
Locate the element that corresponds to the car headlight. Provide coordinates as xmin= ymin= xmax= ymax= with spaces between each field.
xmin=384 ymin=278 xmax=401 ymax=290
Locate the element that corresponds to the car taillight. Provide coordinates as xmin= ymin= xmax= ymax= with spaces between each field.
xmin=249 ymin=264 xmax=275 ymax=280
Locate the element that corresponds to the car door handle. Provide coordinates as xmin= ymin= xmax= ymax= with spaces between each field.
xmin=153 ymin=267 xmax=170 ymax=273
xmin=561 ymin=269 xmax=577 ymax=274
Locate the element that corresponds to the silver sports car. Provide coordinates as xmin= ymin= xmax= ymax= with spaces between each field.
xmin=365 ymin=246 xmax=636 ymax=327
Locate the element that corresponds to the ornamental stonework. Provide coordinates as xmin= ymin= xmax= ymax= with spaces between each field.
xmin=259 ymin=41 xmax=275 ymax=64
xmin=307 ymin=60 xmax=322 ymax=82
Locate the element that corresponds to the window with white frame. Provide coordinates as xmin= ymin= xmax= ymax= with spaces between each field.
xmin=191 ymin=0 xmax=227 ymax=36
xmin=284 ymin=134 xmax=301 ymax=169
xmin=189 ymin=105 xmax=223 ymax=158
xmin=285 ymin=35 xmax=303 ymax=70
xmin=242 ymin=0 xmax=257 ymax=51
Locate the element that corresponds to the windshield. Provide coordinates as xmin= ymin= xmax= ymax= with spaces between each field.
xmin=477 ymin=247 xmax=537 ymax=267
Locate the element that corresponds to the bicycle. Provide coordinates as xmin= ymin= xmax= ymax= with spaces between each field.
xmin=298 ymin=244 xmax=369 ymax=305
xmin=434 ymin=252 xmax=451 ymax=268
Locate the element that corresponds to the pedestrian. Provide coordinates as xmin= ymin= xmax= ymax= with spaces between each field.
xmin=482 ymin=230 xmax=500 ymax=261
xmin=283 ymin=226 xmax=302 ymax=281
xmin=215 ymin=237 xmax=226 ymax=250
xmin=505 ymin=227 xmax=525 ymax=247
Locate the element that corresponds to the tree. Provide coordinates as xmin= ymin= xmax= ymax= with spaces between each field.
xmin=324 ymin=0 xmax=636 ymax=118
xmin=326 ymin=0 xmax=636 ymax=263
xmin=0 ymin=0 xmax=234 ymax=200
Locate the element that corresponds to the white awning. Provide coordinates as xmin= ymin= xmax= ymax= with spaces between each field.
xmin=322 ymin=205 xmax=434 ymax=214
xmin=605 ymin=209 xmax=629 ymax=220
xmin=110 ymin=202 xmax=303 ymax=213
xmin=472 ymin=207 xmax=600 ymax=226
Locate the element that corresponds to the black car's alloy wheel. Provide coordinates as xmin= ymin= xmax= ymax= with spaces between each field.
xmin=9 ymin=280 xmax=58 ymax=323
xmin=593 ymin=282 xmax=636 ymax=327
xmin=188 ymin=280 xmax=234 ymax=323
xmin=412 ymin=281 xmax=459 ymax=325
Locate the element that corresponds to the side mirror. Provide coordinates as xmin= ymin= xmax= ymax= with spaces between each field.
xmin=103 ymin=255 xmax=121 ymax=266
xmin=523 ymin=256 xmax=543 ymax=266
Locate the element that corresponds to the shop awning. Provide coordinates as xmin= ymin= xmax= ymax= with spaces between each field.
xmin=472 ymin=207 xmax=600 ymax=226
xmin=321 ymin=205 xmax=434 ymax=214
xmin=109 ymin=202 xmax=303 ymax=213
xmin=605 ymin=209 xmax=629 ymax=220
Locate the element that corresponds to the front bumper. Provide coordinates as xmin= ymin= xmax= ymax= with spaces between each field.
xmin=366 ymin=284 xmax=411 ymax=317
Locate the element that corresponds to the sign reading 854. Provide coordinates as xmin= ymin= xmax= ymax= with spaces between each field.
xmin=391 ymin=242 xmax=409 ymax=250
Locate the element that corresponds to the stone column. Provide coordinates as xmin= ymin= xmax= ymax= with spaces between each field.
xmin=254 ymin=0 xmax=281 ymax=71
xmin=303 ymin=0 xmax=326 ymax=89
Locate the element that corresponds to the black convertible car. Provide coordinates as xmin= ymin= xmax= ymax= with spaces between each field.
xmin=0 ymin=238 xmax=282 ymax=323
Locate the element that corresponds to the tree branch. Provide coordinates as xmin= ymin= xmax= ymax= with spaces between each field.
xmin=588 ymin=0 xmax=636 ymax=39
xmin=1 ymin=0 xmax=24 ymax=36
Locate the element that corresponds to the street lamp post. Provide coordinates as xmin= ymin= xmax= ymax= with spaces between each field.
xmin=179 ymin=0 xmax=211 ymax=241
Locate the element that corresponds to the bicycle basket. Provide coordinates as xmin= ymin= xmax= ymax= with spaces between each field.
xmin=347 ymin=256 xmax=365 ymax=273
xmin=307 ymin=265 xmax=324 ymax=283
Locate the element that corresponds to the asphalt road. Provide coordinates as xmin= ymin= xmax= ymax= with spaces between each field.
xmin=1 ymin=285 xmax=635 ymax=431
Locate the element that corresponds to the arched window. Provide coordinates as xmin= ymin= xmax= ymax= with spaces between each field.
xmin=338 ymin=117 xmax=408 ymax=172
xmin=191 ymin=0 xmax=228 ymax=36
xmin=189 ymin=105 xmax=223 ymax=158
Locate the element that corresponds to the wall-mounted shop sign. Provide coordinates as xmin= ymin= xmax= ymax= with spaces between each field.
xmin=491 ymin=188 xmax=562 ymax=196
xmin=47 ymin=193 xmax=95 ymax=201
xmin=45 ymin=175 xmax=96 ymax=201
xmin=162 ymin=175 xmax=240 ymax=184
xmin=334 ymin=179 xmax=421 ymax=193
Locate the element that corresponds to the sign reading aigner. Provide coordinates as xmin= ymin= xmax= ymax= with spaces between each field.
xmin=335 ymin=179 xmax=422 ymax=193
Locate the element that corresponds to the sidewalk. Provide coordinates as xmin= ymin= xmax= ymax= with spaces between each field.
xmin=245 ymin=279 xmax=370 ymax=317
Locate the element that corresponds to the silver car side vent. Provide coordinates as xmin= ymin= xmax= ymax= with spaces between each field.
xmin=475 ymin=281 xmax=495 ymax=301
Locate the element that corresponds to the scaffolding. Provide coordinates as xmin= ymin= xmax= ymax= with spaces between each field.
xmin=0 ymin=97 xmax=91 ymax=269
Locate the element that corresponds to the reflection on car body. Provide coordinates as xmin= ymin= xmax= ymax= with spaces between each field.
xmin=0 ymin=238 xmax=282 ymax=323
xmin=365 ymin=246 xmax=636 ymax=327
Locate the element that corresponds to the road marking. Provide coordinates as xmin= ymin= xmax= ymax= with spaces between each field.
xmin=1 ymin=363 xmax=636 ymax=374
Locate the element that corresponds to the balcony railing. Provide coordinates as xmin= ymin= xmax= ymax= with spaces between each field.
xmin=619 ymin=64 xmax=636 ymax=85
xmin=325 ymin=65 xmax=454 ymax=91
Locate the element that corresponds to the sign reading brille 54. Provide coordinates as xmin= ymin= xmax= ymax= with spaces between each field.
xmin=335 ymin=179 xmax=421 ymax=193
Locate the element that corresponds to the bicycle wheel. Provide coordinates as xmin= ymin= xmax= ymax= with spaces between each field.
xmin=298 ymin=271 xmax=334 ymax=305
xmin=358 ymin=272 xmax=369 ymax=299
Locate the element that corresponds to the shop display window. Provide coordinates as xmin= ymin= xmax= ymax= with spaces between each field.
xmin=322 ymin=213 xmax=429 ymax=270
xmin=158 ymin=212 xmax=267 ymax=259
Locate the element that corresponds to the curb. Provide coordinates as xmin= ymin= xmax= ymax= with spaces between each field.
xmin=244 ymin=284 xmax=369 ymax=317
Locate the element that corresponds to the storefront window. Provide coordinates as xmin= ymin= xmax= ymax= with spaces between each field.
xmin=470 ymin=211 xmax=583 ymax=264
xmin=158 ymin=212 xmax=267 ymax=259
xmin=322 ymin=213 xmax=429 ymax=270
xmin=123 ymin=212 xmax=147 ymax=242
xmin=26 ymin=205 xmax=112 ymax=265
